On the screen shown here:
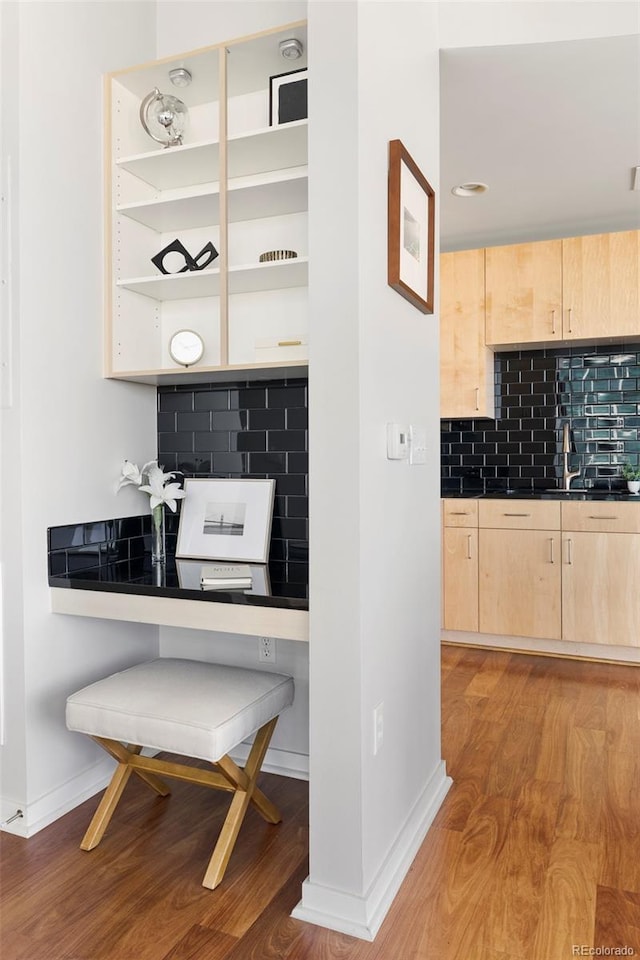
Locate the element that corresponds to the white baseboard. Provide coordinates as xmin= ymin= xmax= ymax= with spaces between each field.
xmin=291 ymin=760 xmax=451 ymax=941
xmin=230 ymin=743 xmax=309 ymax=781
xmin=0 ymin=756 xmax=114 ymax=838
xmin=0 ymin=743 xmax=309 ymax=840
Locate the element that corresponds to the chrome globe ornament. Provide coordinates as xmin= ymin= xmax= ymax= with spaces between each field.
xmin=139 ymin=88 xmax=188 ymax=148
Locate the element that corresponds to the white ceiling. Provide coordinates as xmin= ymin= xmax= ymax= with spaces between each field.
xmin=439 ymin=33 xmax=640 ymax=251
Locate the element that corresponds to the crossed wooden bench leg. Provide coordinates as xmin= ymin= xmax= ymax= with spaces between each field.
xmin=79 ymin=717 xmax=281 ymax=889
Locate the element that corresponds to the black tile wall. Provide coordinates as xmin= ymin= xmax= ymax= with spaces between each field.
xmin=441 ymin=344 xmax=640 ymax=494
xmin=48 ymin=515 xmax=158 ymax=577
xmin=158 ymin=377 xmax=308 ymax=594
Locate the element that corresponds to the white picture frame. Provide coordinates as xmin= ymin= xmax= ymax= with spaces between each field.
xmin=176 ymin=478 xmax=275 ymax=563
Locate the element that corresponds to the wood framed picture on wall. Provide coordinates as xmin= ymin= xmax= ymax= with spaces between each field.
xmin=387 ymin=139 xmax=435 ymax=314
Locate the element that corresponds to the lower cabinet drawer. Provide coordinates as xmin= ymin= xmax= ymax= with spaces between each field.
xmin=442 ymin=499 xmax=478 ymax=527
xmin=479 ymin=499 xmax=561 ymax=530
xmin=561 ymin=500 xmax=640 ymax=534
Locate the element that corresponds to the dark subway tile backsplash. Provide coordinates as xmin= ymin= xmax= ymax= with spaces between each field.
xmin=158 ymin=377 xmax=308 ymax=593
xmin=442 ymin=344 xmax=640 ymax=494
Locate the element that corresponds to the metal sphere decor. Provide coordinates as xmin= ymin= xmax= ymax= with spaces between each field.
xmin=139 ymin=88 xmax=188 ymax=148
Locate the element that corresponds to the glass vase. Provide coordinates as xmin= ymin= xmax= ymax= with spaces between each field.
xmin=151 ymin=503 xmax=166 ymax=564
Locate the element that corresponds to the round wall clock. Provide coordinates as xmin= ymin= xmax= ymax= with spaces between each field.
xmin=169 ymin=329 xmax=204 ymax=367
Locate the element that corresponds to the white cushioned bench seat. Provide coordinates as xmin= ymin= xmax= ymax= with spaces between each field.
xmin=65 ymin=657 xmax=295 ymax=889
xmin=66 ymin=658 xmax=294 ymax=762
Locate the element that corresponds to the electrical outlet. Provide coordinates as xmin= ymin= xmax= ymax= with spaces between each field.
xmin=258 ymin=636 xmax=276 ymax=663
xmin=373 ymin=701 xmax=384 ymax=755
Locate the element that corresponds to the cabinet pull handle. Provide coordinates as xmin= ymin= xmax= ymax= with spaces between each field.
xmin=450 ymin=511 xmax=470 ymax=515
xmin=588 ymin=515 xmax=618 ymax=520
xmin=549 ymin=538 xmax=555 ymax=564
xmin=475 ymin=387 xmax=480 ymax=411
xmin=551 ymin=309 xmax=556 ymax=334
xmin=277 ymin=339 xmax=302 ymax=347
xmin=567 ymin=538 xmax=573 ymax=565
xmin=467 ymin=535 xmax=472 ymax=560
xmin=567 ymin=307 xmax=573 ymax=333
xmin=503 ymin=512 xmax=531 ymax=517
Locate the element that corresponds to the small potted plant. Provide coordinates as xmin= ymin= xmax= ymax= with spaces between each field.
xmin=621 ymin=462 xmax=640 ymax=495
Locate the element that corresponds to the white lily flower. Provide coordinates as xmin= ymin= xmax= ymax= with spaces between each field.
xmin=117 ymin=457 xmax=185 ymax=512
xmin=145 ymin=461 xmax=178 ymax=487
xmin=116 ymin=460 xmax=143 ymax=492
xmin=139 ymin=477 xmax=186 ymax=512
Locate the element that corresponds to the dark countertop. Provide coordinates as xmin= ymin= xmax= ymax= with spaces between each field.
xmin=48 ymin=553 xmax=308 ymax=612
xmin=47 ymin=513 xmax=308 ymax=613
xmin=442 ymin=489 xmax=639 ymax=502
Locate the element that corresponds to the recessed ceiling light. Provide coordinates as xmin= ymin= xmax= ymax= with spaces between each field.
xmin=451 ymin=182 xmax=489 ymax=198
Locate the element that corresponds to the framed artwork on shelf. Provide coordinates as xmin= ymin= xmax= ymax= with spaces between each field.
xmin=387 ymin=138 xmax=435 ymax=314
xmin=176 ymin=478 xmax=275 ymax=563
xmin=269 ymin=68 xmax=308 ymax=126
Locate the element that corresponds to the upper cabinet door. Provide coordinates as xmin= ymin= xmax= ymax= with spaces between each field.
xmin=562 ymin=231 xmax=640 ymax=341
xmin=440 ymin=248 xmax=494 ymax=419
xmin=485 ymin=239 xmax=562 ymax=347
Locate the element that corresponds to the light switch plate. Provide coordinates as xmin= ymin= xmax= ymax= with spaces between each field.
xmin=409 ymin=425 xmax=427 ymax=465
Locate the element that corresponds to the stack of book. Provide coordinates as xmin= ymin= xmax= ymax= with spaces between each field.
xmin=200 ymin=563 xmax=253 ymax=591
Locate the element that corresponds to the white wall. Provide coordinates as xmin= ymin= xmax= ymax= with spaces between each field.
xmin=438 ymin=0 xmax=640 ymax=48
xmin=155 ymin=0 xmax=307 ymax=53
xmin=0 ymin=1 xmax=160 ymax=836
xmin=296 ymin=0 xmax=448 ymax=940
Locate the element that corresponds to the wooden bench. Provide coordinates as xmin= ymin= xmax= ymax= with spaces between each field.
xmin=66 ymin=658 xmax=294 ymax=888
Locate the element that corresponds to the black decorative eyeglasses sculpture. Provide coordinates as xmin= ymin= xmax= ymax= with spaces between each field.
xmin=151 ymin=239 xmax=218 ymax=275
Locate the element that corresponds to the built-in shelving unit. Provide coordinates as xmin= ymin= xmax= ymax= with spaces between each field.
xmin=105 ymin=21 xmax=309 ymax=383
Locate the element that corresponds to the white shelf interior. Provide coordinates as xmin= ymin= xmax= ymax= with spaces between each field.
xmin=228 ymin=121 xmax=308 ymax=178
xmin=228 ymin=167 xmax=307 ymax=222
xmin=116 ymin=167 xmax=307 ymax=232
xmin=116 ymin=121 xmax=307 ymax=192
xmin=117 ymin=140 xmax=220 ymax=190
xmin=118 ymin=267 xmax=222 ymax=301
xmin=118 ymin=257 xmax=308 ymax=300
xmin=117 ymin=187 xmax=221 ymax=231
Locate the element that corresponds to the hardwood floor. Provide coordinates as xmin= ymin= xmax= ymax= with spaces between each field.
xmin=1 ymin=646 xmax=639 ymax=959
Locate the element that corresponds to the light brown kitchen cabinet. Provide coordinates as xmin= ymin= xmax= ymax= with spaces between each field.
xmin=440 ymin=249 xmax=495 ymax=419
xmin=562 ymin=231 xmax=640 ymax=341
xmin=485 ymin=230 xmax=640 ymax=348
xmin=561 ymin=501 xmax=640 ymax=646
xmin=442 ymin=500 xmax=478 ymax=631
xmin=485 ymin=239 xmax=562 ymax=347
xmin=477 ymin=500 xmax=561 ymax=640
